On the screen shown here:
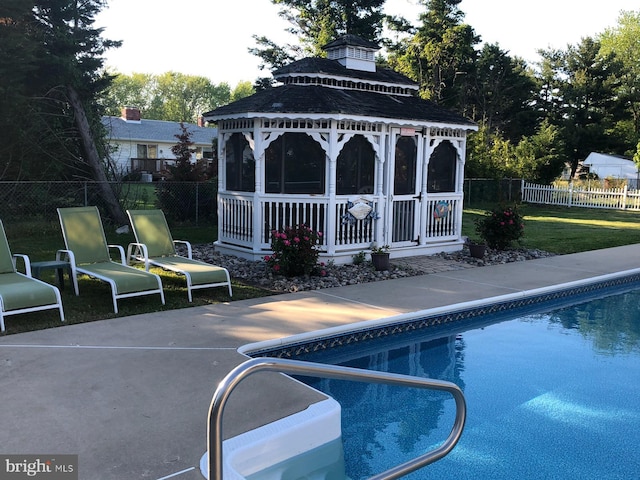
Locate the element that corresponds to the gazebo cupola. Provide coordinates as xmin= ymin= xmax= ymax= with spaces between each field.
xmin=203 ymin=35 xmax=477 ymax=264
xmin=324 ymin=34 xmax=378 ymax=72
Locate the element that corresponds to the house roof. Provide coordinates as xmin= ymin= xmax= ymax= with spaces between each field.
xmin=583 ymin=152 xmax=633 ymax=165
xmin=102 ymin=116 xmax=217 ymax=146
xmin=203 ymin=84 xmax=475 ymax=127
xmin=583 ymin=152 xmax=637 ymax=179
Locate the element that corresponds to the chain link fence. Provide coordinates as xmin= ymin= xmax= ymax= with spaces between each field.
xmin=463 ymin=178 xmax=523 ymax=207
xmin=0 ymin=178 xmax=520 ymax=228
xmin=0 ymin=181 xmax=218 ymax=227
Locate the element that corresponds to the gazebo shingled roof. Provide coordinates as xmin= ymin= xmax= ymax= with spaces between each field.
xmin=204 ymin=84 xmax=475 ymax=126
xmin=271 ymin=57 xmax=414 ymax=85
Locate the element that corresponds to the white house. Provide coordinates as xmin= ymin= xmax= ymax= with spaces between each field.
xmin=102 ymin=107 xmax=217 ymax=179
xmin=582 ymin=152 xmax=637 ymax=180
xmin=202 ymin=35 xmax=477 ymax=263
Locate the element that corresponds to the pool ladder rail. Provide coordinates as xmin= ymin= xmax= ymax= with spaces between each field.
xmin=207 ymin=357 xmax=467 ymax=480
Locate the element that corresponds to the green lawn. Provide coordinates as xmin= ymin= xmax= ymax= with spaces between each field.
xmin=3 ymin=203 xmax=640 ymax=335
xmin=463 ymin=203 xmax=640 ymax=254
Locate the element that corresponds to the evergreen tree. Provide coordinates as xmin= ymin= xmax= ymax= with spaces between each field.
xmin=0 ymin=0 xmax=41 ymax=179
xmin=600 ymin=10 xmax=640 ymax=148
xmin=0 ymin=0 xmax=125 ymax=222
xmin=250 ymin=0 xmax=386 ymax=75
xmin=469 ymin=44 xmax=538 ymax=142
xmin=539 ymin=37 xmax=622 ymax=177
xmin=386 ymin=0 xmax=479 ymax=106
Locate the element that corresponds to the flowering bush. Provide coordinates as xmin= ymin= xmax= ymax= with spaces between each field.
xmin=264 ymin=225 xmax=325 ymax=277
xmin=474 ymin=205 xmax=524 ymax=250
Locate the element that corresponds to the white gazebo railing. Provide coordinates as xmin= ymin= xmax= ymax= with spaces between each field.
xmin=218 ymin=191 xmax=463 ymax=259
xmin=261 ymin=196 xmax=328 ymax=247
xmin=424 ymin=195 xmax=462 ymax=241
xmin=218 ymin=193 xmax=254 ymax=248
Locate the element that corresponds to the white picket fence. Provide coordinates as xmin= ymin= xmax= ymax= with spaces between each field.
xmin=522 ymin=181 xmax=640 ymax=210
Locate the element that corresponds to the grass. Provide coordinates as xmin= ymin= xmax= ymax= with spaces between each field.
xmin=463 ymin=203 xmax=640 ymax=254
xmin=4 ymin=203 xmax=640 ymax=335
xmin=2 ymin=219 xmax=273 ymax=335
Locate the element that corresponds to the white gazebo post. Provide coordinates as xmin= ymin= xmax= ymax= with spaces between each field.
xmin=251 ymin=127 xmax=263 ymax=255
xmin=325 ymin=120 xmax=339 ymax=256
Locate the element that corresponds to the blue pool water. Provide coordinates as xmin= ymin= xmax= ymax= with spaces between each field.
xmin=296 ymin=287 xmax=640 ymax=479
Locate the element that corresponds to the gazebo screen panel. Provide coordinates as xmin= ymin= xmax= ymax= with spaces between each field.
xmin=336 ymin=135 xmax=375 ymax=195
xmin=225 ymin=133 xmax=255 ymax=192
xmin=427 ymin=141 xmax=457 ymax=193
xmin=265 ymin=133 xmax=326 ymax=194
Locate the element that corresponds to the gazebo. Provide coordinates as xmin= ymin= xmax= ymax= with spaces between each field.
xmin=202 ymin=35 xmax=477 ymax=264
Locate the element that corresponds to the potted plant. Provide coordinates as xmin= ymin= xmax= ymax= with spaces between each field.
xmin=474 ymin=204 xmax=524 ymax=251
xmin=466 ymin=238 xmax=487 ymax=259
xmin=370 ymin=244 xmax=390 ymax=271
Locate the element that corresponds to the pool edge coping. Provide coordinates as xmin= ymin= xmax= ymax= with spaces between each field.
xmin=239 ymin=267 xmax=640 ymax=358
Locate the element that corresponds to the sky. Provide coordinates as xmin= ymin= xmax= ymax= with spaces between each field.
xmin=95 ymin=0 xmax=639 ymax=87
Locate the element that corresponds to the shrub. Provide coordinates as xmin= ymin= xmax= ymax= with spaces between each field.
xmin=475 ymin=205 xmax=524 ymax=250
xmin=264 ymin=225 xmax=324 ymax=277
xmin=352 ymin=251 xmax=366 ymax=265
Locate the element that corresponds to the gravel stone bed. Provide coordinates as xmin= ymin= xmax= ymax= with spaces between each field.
xmin=185 ymin=244 xmax=556 ymax=294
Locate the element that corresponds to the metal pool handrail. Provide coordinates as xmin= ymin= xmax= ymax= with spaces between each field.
xmin=207 ymin=357 xmax=467 ymax=480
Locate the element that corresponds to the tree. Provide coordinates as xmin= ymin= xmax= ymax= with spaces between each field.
xmin=35 ymin=0 xmax=127 ymax=223
xmin=600 ymin=10 xmax=640 ymax=147
xmin=386 ymin=0 xmax=479 ymax=107
xmin=250 ymin=0 xmax=386 ymax=74
xmin=0 ymin=0 xmax=125 ymax=222
xmin=0 ymin=0 xmax=42 ymax=179
xmin=102 ymin=72 xmax=232 ymax=123
xmin=231 ymin=81 xmax=255 ymax=102
xmin=169 ymin=123 xmax=199 ymax=181
xmin=533 ymin=48 xmax=565 ymax=123
xmin=468 ymin=44 xmax=538 ymax=142
xmin=101 ymin=72 xmax=155 ymax=116
xmin=465 ymin=124 xmax=515 ymax=179
xmin=157 ymin=123 xmax=214 ymax=221
xmin=556 ymin=38 xmax=621 ymax=176
xmin=514 ymin=120 xmax=565 ymax=183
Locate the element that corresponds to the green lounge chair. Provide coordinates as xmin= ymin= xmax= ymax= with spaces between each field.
xmin=126 ymin=209 xmax=232 ymax=302
xmin=57 ymin=206 xmax=165 ymax=313
xmin=0 ymin=219 xmax=64 ymax=332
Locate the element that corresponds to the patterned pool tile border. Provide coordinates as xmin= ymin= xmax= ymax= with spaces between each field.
xmin=250 ymin=273 xmax=640 ymax=359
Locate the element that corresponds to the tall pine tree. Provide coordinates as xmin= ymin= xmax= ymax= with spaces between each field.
xmin=0 ymin=0 xmax=126 ymax=223
xmin=250 ymin=0 xmax=385 ymax=78
xmin=386 ymin=0 xmax=479 ymax=107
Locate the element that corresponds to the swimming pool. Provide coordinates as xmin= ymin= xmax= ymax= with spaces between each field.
xmin=293 ymin=284 xmax=640 ymax=479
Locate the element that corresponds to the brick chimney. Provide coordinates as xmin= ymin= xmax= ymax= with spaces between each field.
xmin=197 ymin=115 xmax=206 ymax=127
xmin=121 ymin=106 xmax=141 ymax=122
